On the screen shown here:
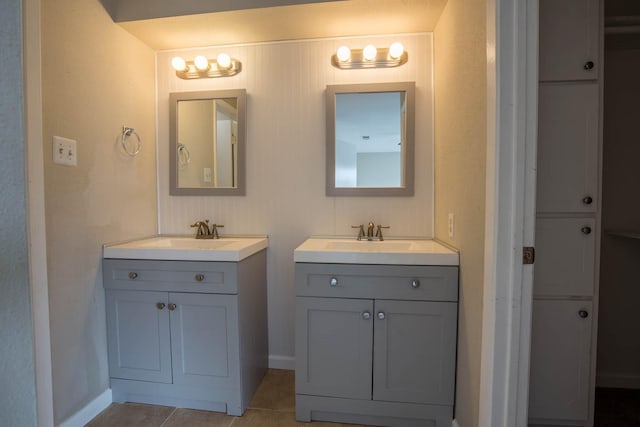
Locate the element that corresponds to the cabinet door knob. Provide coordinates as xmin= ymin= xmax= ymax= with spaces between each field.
xmin=128 ymin=272 xmax=138 ymax=280
xmin=583 ymin=61 xmax=594 ymax=70
xmin=578 ymin=310 xmax=589 ymax=318
xmin=156 ymin=303 xmax=166 ymax=310
xmin=195 ymin=274 xmax=205 ymax=282
xmin=329 ymin=277 xmax=338 ymax=287
xmin=581 ymin=226 xmax=592 ymax=235
xmin=582 ymin=196 xmax=593 ymax=205
xmin=377 ymin=312 xmax=386 ymax=320
xmin=362 ymin=311 xmax=371 ymax=320
xmin=168 ymin=303 xmax=177 ymax=311
xmin=411 ymin=279 xmax=420 ymax=289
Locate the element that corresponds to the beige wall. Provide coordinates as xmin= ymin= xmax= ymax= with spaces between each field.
xmin=434 ymin=0 xmax=487 ymax=425
xmin=41 ymin=0 xmax=158 ymax=422
xmin=156 ymin=34 xmax=435 ymax=366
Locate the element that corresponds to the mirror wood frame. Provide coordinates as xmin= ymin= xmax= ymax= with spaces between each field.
xmin=169 ymin=89 xmax=247 ymax=196
xmin=326 ymin=82 xmax=415 ymax=197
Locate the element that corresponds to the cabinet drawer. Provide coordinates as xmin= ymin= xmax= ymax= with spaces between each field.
xmin=295 ymin=263 xmax=458 ymax=301
xmin=103 ymin=259 xmax=237 ymax=294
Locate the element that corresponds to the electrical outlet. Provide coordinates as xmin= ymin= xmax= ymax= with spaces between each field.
xmin=52 ymin=136 xmax=77 ymax=167
xmin=203 ymin=167 xmax=212 ymax=183
xmin=448 ymin=213 xmax=455 ymax=238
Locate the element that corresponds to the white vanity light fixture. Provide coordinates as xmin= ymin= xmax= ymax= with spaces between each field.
xmin=171 ymin=54 xmax=242 ymax=79
xmin=331 ymin=42 xmax=408 ymax=69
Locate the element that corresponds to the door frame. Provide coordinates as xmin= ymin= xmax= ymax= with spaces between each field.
xmin=479 ymin=0 xmax=538 ymax=426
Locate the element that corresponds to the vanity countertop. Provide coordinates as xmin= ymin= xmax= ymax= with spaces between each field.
xmin=103 ymin=235 xmax=268 ymax=262
xmin=294 ymin=237 xmax=459 ymax=266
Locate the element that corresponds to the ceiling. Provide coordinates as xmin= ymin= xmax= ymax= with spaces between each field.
xmin=111 ymin=0 xmax=448 ymax=50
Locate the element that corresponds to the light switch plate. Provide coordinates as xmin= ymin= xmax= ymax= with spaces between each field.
xmin=53 ymin=136 xmax=77 ymax=166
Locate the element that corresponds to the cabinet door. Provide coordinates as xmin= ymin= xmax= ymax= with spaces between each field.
xmin=295 ymin=297 xmax=373 ymax=399
xmin=106 ymin=290 xmax=172 ymax=383
xmin=539 ymin=0 xmax=599 ymax=81
xmin=534 ymin=217 xmax=596 ymax=297
xmin=529 ymin=299 xmax=593 ymax=423
xmin=537 ymin=83 xmax=599 ymax=213
xmin=170 ymin=292 xmax=239 ymax=388
xmin=372 ymin=300 xmax=457 ymax=405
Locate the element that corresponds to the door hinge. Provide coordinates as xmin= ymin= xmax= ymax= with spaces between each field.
xmin=523 ymin=246 xmax=535 ymax=265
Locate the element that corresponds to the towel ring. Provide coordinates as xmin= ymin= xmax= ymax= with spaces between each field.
xmin=121 ymin=126 xmax=142 ymax=157
xmin=178 ymin=143 xmax=191 ymax=165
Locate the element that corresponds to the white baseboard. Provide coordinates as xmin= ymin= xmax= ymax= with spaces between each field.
xmin=597 ymin=372 xmax=640 ymax=389
xmin=58 ymin=388 xmax=112 ymax=427
xmin=269 ymin=355 xmax=295 ymax=370
xmin=452 ymin=419 xmax=460 ymax=427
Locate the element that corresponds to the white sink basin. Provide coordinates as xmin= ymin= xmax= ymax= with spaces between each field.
xmin=294 ymin=237 xmax=459 ymax=265
xmin=103 ymin=236 xmax=268 ymax=261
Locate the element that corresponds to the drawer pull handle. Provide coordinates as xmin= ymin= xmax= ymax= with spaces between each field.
xmin=128 ymin=272 xmax=138 ymax=280
xmin=583 ymin=61 xmax=594 ymax=70
xmin=156 ymin=303 xmax=165 ymax=310
xmin=411 ymin=279 xmax=420 ymax=289
xmin=581 ymin=226 xmax=592 ymax=235
xmin=195 ymin=274 xmax=205 ymax=282
xmin=578 ymin=310 xmax=589 ymax=319
xmin=582 ymin=196 xmax=593 ymax=205
xmin=377 ymin=312 xmax=386 ymax=320
xmin=329 ymin=277 xmax=338 ymax=287
xmin=168 ymin=303 xmax=177 ymax=311
xmin=362 ymin=311 xmax=371 ymax=320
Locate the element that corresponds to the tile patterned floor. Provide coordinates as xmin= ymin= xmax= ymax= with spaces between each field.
xmin=86 ymin=369 xmax=373 ymax=427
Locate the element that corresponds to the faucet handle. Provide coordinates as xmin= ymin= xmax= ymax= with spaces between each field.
xmin=351 ymin=224 xmax=365 ymax=240
xmin=376 ymin=225 xmax=390 ymax=241
xmin=210 ymin=224 xmax=224 ymax=239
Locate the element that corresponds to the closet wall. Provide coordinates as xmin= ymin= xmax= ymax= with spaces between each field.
xmin=596 ymin=32 xmax=640 ymax=390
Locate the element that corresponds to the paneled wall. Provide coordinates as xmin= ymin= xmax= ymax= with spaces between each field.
xmin=157 ymin=33 xmax=434 ymax=365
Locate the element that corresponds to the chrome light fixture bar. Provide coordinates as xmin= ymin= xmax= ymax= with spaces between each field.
xmin=171 ymin=54 xmax=242 ymax=79
xmin=331 ymin=42 xmax=408 ymax=69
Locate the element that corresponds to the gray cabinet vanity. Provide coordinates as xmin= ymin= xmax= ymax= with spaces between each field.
xmin=102 ymin=236 xmax=268 ymax=416
xmin=294 ymin=238 xmax=459 ymax=427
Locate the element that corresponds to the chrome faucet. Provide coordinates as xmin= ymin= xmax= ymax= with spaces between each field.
xmin=190 ymin=220 xmax=224 ymax=239
xmin=366 ymin=222 xmax=375 ymax=239
xmin=352 ymin=222 xmax=390 ymax=241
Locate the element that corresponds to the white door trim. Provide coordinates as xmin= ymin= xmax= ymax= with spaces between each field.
xmin=479 ymin=0 xmax=538 ymax=426
xmin=24 ymin=0 xmax=55 ymax=424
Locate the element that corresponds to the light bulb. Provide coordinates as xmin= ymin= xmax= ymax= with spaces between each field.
xmin=389 ymin=42 xmax=405 ymax=59
xmin=363 ymin=44 xmax=377 ymax=61
xmin=194 ymin=55 xmax=209 ymax=71
xmin=217 ymin=53 xmax=232 ymax=69
xmin=171 ymin=56 xmax=186 ymax=71
xmin=336 ymin=46 xmax=351 ymax=62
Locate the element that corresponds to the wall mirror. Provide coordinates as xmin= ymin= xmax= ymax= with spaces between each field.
xmin=170 ymin=89 xmax=246 ymax=195
xmin=326 ymin=82 xmax=415 ymax=196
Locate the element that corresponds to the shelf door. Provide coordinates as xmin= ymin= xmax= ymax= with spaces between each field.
xmin=537 ymin=82 xmax=599 ymax=213
xmin=170 ymin=292 xmax=239 ymax=388
xmin=534 ymin=217 xmax=596 ymax=297
xmin=372 ymin=300 xmax=457 ymax=405
xmin=295 ymin=297 xmax=373 ymax=399
xmin=539 ymin=0 xmax=599 ymax=81
xmin=529 ymin=299 xmax=593 ymax=423
xmin=106 ymin=289 xmax=172 ymax=383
